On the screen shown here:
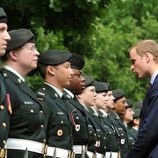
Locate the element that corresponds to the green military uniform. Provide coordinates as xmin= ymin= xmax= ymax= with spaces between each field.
xmin=1 ymin=29 xmax=47 ymax=158
xmin=98 ymin=110 xmax=120 ymax=154
xmin=37 ymin=84 xmax=73 ymax=151
xmin=0 ymin=72 xmax=9 ymax=157
xmin=126 ymin=127 xmax=135 ymax=149
xmin=0 ymin=7 xmax=9 ymax=158
xmin=129 ymin=127 xmax=137 ymax=141
xmin=88 ymin=107 xmax=107 ymax=157
xmin=66 ymin=95 xmax=89 ymax=158
xmin=37 ymin=50 xmax=73 ymax=158
xmin=1 ymin=68 xmax=46 ymax=158
xmin=108 ymin=111 xmax=129 ymax=158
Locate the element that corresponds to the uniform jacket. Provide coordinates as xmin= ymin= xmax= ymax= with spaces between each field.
xmin=1 ymin=68 xmax=46 ymax=158
xmin=67 ymin=97 xmax=89 ymax=145
xmin=88 ymin=108 xmax=107 ymax=155
xmin=37 ymin=84 xmax=73 ymax=150
xmin=109 ymin=111 xmax=130 ymax=158
xmin=98 ymin=110 xmax=120 ymax=152
xmin=1 ymin=68 xmax=46 ymax=141
xmin=0 ymin=72 xmax=9 ymax=148
xmin=126 ymin=75 xmax=158 ymax=158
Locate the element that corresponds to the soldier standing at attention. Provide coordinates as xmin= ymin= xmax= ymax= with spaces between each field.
xmin=37 ymin=50 xmax=74 ymax=158
xmin=0 ymin=7 xmax=11 ymax=158
xmin=1 ymin=29 xmax=46 ymax=158
xmin=64 ymin=54 xmax=89 ymax=158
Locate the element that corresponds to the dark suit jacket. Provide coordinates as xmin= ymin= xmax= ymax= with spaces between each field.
xmin=126 ymin=75 xmax=158 ymax=158
xmin=37 ymin=84 xmax=73 ymax=150
xmin=0 ymin=72 xmax=9 ymax=148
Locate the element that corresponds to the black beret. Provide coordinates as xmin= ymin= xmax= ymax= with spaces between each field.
xmin=0 ymin=7 xmax=7 ymax=24
xmin=133 ymin=108 xmax=141 ymax=118
xmin=69 ymin=53 xmax=85 ymax=70
xmin=135 ymin=100 xmax=143 ymax=109
xmin=94 ymin=81 xmax=109 ymax=93
xmin=7 ymin=29 xmax=35 ymax=51
xmin=84 ymin=76 xmax=94 ymax=87
xmin=126 ymin=99 xmax=133 ymax=108
xmin=38 ymin=50 xmax=72 ymax=66
xmin=112 ymin=89 xmax=125 ymax=101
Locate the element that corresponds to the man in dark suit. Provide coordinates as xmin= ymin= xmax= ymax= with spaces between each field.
xmin=1 ymin=29 xmax=46 ymax=158
xmin=37 ymin=50 xmax=74 ymax=158
xmin=126 ymin=40 xmax=158 ymax=158
xmin=0 ymin=7 xmax=11 ymax=158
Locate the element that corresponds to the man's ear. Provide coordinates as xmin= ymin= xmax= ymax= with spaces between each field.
xmin=144 ymin=52 xmax=153 ymax=63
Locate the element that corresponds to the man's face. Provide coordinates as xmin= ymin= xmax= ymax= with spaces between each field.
xmin=130 ymin=47 xmax=148 ymax=78
xmin=114 ymin=97 xmax=128 ymax=116
xmin=0 ymin=23 xmax=10 ymax=56
xmin=123 ymin=108 xmax=134 ymax=123
xmin=68 ymin=69 xmax=85 ymax=95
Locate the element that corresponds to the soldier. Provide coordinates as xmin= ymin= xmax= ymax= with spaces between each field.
xmin=37 ymin=50 xmax=74 ymax=158
xmin=1 ymin=29 xmax=46 ymax=158
xmin=129 ymin=108 xmax=141 ymax=141
xmin=0 ymin=7 xmax=11 ymax=158
xmin=96 ymin=82 xmax=120 ymax=158
xmin=77 ymin=77 xmax=104 ymax=158
xmin=88 ymin=81 xmax=108 ymax=157
xmin=122 ymin=99 xmax=135 ymax=149
xmin=109 ymin=89 xmax=130 ymax=158
xmin=64 ymin=54 xmax=89 ymax=158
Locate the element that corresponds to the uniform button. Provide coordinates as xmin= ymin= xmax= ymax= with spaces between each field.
xmin=98 ymin=135 xmax=100 ymax=138
xmin=43 ymin=139 xmax=46 ymax=143
xmin=2 ymin=122 xmax=6 ymax=127
xmin=40 ymin=110 xmax=43 ymax=113
xmin=61 ymin=121 xmax=64 ymax=124
xmin=41 ymin=125 xmax=44 ymax=128
xmin=3 ymin=73 xmax=7 ymax=77
xmin=76 ymin=117 xmax=79 ymax=119
xmin=0 ymin=105 xmax=4 ymax=110
xmin=94 ymin=134 xmax=96 ymax=136
xmin=3 ymin=140 xmax=6 ymax=144
xmin=18 ymin=79 xmax=22 ymax=83
xmin=30 ymin=109 xmax=34 ymax=113
xmin=42 ymin=88 xmax=46 ymax=90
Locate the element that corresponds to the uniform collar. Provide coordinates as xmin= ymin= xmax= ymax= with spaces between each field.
xmin=91 ymin=107 xmax=98 ymax=116
xmin=99 ymin=109 xmax=108 ymax=117
xmin=44 ymin=82 xmax=63 ymax=98
xmin=3 ymin=65 xmax=25 ymax=82
xmin=64 ymin=88 xmax=74 ymax=98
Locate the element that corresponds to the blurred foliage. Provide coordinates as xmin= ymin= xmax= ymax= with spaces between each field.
xmin=1 ymin=0 xmax=158 ymax=103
